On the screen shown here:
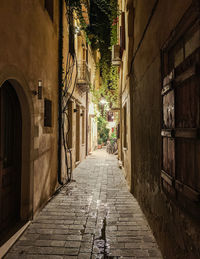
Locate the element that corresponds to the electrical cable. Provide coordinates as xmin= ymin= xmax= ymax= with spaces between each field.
xmin=61 ymin=52 xmax=78 ymax=182
xmin=62 ymin=0 xmax=90 ymax=182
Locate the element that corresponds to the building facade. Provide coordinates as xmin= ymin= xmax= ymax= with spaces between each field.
xmin=117 ymin=0 xmax=200 ymax=258
xmin=0 ymin=0 xmax=60 ymax=239
xmin=0 ymin=0 xmax=98 ymax=244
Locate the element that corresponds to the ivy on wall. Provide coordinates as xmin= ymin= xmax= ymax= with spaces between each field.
xmin=65 ymin=0 xmax=120 ymax=108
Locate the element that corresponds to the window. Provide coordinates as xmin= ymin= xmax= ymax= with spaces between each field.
xmin=86 ymin=43 xmax=89 ymax=63
xmin=123 ymin=105 xmax=127 ymax=148
xmin=44 ymin=99 xmax=52 ymax=127
xmin=161 ymin=3 xmax=200 ymax=214
xmin=117 ymin=123 xmax=120 ymax=139
xmin=127 ymin=7 xmax=135 ymax=38
xmin=69 ymin=16 xmax=75 ymax=56
xmin=120 ymin=12 xmax=125 ymax=51
xmin=45 ymin=0 xmax=54 ymax=21
xmin=107 ymin=111 xmax=114 ymax=122
xmin=76 ymin=105 xmax=80 ymax=162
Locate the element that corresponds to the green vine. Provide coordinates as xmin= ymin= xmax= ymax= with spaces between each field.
xmin=90 ymin=65 xmax=119 ymax=109
xmin=65 ymin=0 xmax=120 ymax=108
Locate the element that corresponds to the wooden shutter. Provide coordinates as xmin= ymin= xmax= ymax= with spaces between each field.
xmin=69 ymin=15 xmax=75 ymax=56
xmin=120 ymin=12 xmax=125 ymax=50
xmin=161 ymin=4 xmax=200 ymax=208
xmin=128 ymin=8 xmax=135 ymax=37
xmin=117 ymin=123 xmax=120 ymax=139
xmin=44 ymin=99 xmax=52 ymax=127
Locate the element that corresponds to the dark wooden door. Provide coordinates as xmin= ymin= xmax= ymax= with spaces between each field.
xmin=0 ymin=81 xmax=22 ymax=235
xmin=76 ymin=105 xmax=80 ymax=162
xmin=161 ymin=9 xmax=200 ymax=210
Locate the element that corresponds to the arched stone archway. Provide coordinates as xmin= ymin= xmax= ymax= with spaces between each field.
xmin=0 ymin=81 xmax=22 ymax=235
xmin=0 ymin=66 xmax=34 ymax=232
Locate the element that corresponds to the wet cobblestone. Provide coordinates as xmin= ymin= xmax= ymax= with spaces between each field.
xmin=5 ymin=150 xmax=163 ymax=259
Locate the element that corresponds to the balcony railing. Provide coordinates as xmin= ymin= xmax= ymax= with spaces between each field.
xmin=77 ymin=61 xmax=90 ymax=92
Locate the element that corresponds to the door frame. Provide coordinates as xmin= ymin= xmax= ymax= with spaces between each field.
xmin=0 ymin=66 xmax=34 ymax=221
xmin=76 ymin=104 xmax=80 ymax=162
xmin=0 ymin=82 xmax=22 ymax=233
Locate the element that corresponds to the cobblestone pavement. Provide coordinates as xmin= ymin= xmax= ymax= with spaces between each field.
xmin=5 ymin=150 xmax=163 ymax=259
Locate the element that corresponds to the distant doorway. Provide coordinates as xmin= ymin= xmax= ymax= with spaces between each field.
xmin=76 ymin=105 xmax=80 ymax=162
xmin=0 ymin=81 xmax=22 ymax=237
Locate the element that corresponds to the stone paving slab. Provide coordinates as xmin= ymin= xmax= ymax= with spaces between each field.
xmin=4 ymin=150 xmax=163 ymax=259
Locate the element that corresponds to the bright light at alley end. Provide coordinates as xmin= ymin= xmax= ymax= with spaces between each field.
xmin=99 ymin=98 xmax=107 ymax=105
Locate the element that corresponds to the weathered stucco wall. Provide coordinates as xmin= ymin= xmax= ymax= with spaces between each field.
xmin=62 ymin=2 xmax=98 ymax=176
xmin=119 ymin=0 xmax=133 ymax=191
xmin=0 ymin=0 xmax=99 ymax=231
xmin=0 ymin=0 xmax=59 ymax=217
xmin=127 ymin=0 xmax=200 ymax=258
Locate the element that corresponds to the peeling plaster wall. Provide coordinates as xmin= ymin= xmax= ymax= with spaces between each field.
xmin=124 ymin=0 xmax=200 ymax=258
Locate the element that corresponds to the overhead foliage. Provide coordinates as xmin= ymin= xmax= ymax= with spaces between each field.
xmin=65 ymin=0 xmax=120 ymax=108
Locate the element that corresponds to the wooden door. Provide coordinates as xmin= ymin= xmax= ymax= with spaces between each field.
xmin=76 ymin=105 xmax=80 ymax=162
xmin=161 ymin=8 xmax=200 ymax=210
xmin=0 ymin=81 xmax=22 ymax=235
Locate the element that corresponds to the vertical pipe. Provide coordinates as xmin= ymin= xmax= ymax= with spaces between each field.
xmin=58 ymin=0 xmax=63 ymax=185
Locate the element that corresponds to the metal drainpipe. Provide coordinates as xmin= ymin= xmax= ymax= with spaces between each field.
xmin=58 ymin=0 xmax=63 ymax=185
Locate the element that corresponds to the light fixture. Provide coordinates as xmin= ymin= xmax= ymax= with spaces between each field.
xmin=100 ymin=98 xmax=107 ymax=105
xmin=38 ymin=80 xmax=42 ymax=99
xmin=74 ymin=26 xmax=81 ymax=35
xmin=32 ymin=80 xmax=43 ymax=100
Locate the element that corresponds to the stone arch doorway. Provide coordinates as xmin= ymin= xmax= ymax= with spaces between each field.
xmin=0 ymin=81 xmax=22 ymax=235
xmin=0 ymin=71 xmax=34 ymax=244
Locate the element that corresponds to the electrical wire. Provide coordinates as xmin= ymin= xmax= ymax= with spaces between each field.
xmin=61 ymin=51 xmax=78 ymax=182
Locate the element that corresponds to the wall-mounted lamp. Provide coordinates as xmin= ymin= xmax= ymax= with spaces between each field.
xmin=74 ymin=26 xmax=81 ymax=35
xmin=32 ymin=80 xmax=43 ymax=99
xmin=100 ymin=98 xmax=107 ymax=105
xmin=74 ymin=108 xmax=78 ymax=113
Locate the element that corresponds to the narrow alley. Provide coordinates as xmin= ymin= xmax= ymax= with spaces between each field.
xmin=4 ymin=150 xmax=162 ymax=259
